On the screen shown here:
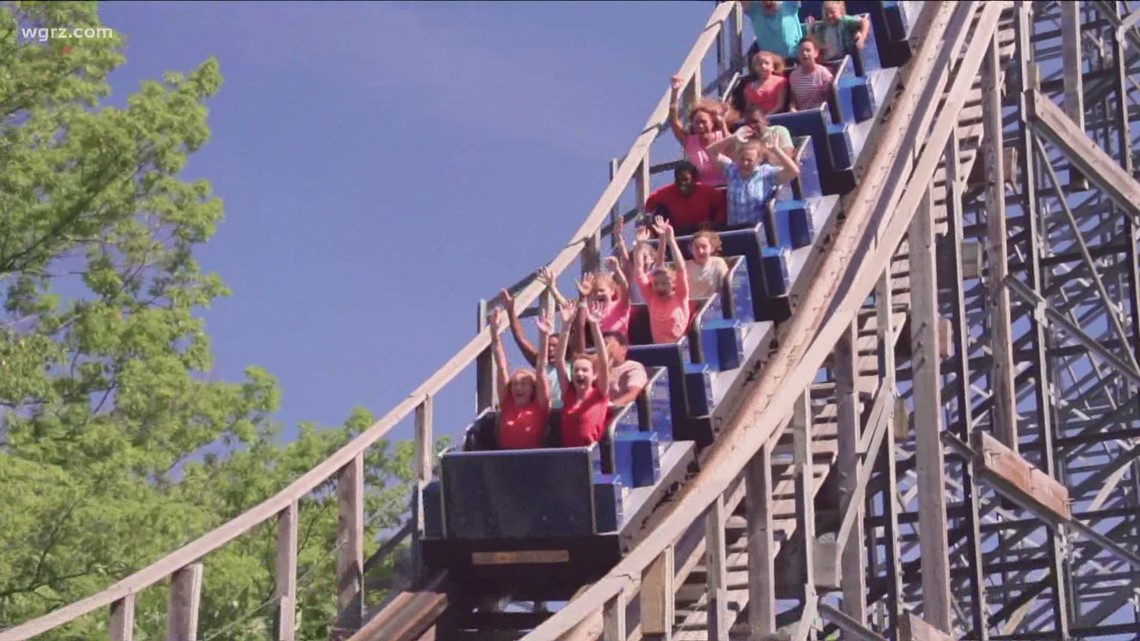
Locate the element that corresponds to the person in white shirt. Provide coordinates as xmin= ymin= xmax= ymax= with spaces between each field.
xmin=603 ymin=331 xmax=648 ymax=407
xmin=685 ymin=229 xmax=730 ymax=299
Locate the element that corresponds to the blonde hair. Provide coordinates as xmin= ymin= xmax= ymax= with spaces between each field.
xmin=509 ymin=368 xmax=537 ymax=387
xmin=692 ymin=229 xmax=723 ymax=255
xmin=688 ymin=98 xmax=724 ymax=132
xmin=751 ymin=50 xmax=786 ymax=75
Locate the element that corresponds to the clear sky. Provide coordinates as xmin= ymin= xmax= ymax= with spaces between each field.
xmin=96 ymin=1 xmax=712 ymax=445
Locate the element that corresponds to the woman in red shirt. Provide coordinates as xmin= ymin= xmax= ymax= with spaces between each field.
xmin=489 ymin=307 xmax=552 ymax=450
xmin=553 ymin=300 xmax=612 ymax=448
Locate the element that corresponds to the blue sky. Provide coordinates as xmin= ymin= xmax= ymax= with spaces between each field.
xmin=96 ymin=1 xmax=712 ymax=445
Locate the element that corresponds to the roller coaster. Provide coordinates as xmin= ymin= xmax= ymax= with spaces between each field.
xmin=4 ymin=1 xmax=1140 ymax=641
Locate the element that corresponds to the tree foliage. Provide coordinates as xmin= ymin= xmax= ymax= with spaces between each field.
xmin=1 ymin=3 xmax=418 ymax=638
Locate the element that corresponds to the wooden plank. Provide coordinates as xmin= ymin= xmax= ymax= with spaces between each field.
xmin=982 ymin=31 xmax=1019 ymax=452
xmin=792 ymin=391 xmax=817 ymax=608
xmin=746 ymin=446 xmax=776 ymax=638
xmin=974 ymin=431 xmax=1072 ymax=521
xmin=275 ymin=502 xmax=298 ymax=641
xmin=636 ymin=158 xmax=652 ymax=209
xmin=337 ymin=455 xmax=365 ymax=630
xmin=834 ymin=322 xmax=866 ymax=626
xmin=705 ymin=496 xmax=729 ymax=641
xmin=1060 ymin=0 xmax=1086 ymax=191
xmin=414 ymin=397 xmax=433 ymax=484
xmin=167 ymin=564 xmax=203 ymax=641
xmin=108 ymin=596 xmax=134 ymax=641
xmin=476 ymin=301 xmax=495 ymax=413
xmin=1026 ymin=89 xmax=1140 ymax=222
xmin=897 ymin=613 xmax=952 ymax=641
xmin=639 ymin=547 xmax=675 ymax=639
xmin=975 ymin=431 xmax=1033 ymax=490
xmin=909 ymin=185 xmax=953 ymax=634
xmin=603 ymin=591 xmax=627 ymax=641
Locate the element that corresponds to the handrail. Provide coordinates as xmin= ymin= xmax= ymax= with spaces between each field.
xmin=523 ymin=1 xmax=992 ymax=638
xmin=0 ymin=3 xmax=740 ymax=639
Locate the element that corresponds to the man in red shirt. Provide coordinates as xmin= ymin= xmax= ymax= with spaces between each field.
xmin=644 ymin=161 xmax=727 ymax=235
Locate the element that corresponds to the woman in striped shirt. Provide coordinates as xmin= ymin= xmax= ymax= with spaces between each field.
xmin=788 ymin=36 xmax=834 ymax=112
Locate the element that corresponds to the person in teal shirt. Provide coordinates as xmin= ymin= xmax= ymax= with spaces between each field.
xmin=743 ymin=1 xmax=804 ymax=62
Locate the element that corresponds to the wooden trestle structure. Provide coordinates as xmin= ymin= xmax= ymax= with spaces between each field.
xmin=3 ymin=2 xmax=1140 ymax=641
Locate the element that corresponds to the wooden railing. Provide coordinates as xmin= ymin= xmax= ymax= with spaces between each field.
xmin=520 ymin=1 xmax=1017 ymax=638
xmin=0 ymin=3 xmax=745 ymax=640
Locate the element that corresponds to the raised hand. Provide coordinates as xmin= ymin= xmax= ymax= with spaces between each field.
xmin=735 ymin=125 xmax=755 ymax=142
xmin=537 ymin=266 xmax=555 ymax=287
xmin=500 ymin=288 xmax=514 ymax=308
xmin=586 ymin=299 xmax=607 ymax=325
xmin=575 ymin=273 xmax=595 ymax=298
xmin=487 ymin=307 xmax=506 ymax=336
xmin=535 ymin=308 xmax=555 ymax=335
xmin=670 ymin=74 xmax=685 ymax=93
xmin=559 ymin=300 xmax=577 ymax=326
xmin=604 ymin=255 xmax=621 ymax=274
xmin=653 ymin=214 xmax=672 ymax=238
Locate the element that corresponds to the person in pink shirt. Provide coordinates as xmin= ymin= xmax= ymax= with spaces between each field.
xmin=789 ymin=37 xmax=834 ymax=111
xmin=561 ymin=267 xmax=632 ymax=354
xmin=553 ymin=300 xmax=612 ymax=448
xmin=634 ymin=216 xmax=691 ymax=344
xmin=727 ymin=51 xmax=789 ymax=126
xmin=667 ymin=75 xmax=729 ymax=187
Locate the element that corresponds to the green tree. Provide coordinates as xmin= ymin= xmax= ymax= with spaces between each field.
xmin=1 ymin=3 xmax=420 ymax=639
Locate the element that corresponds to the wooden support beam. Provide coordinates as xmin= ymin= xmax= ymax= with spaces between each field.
xmin=275 ymin=502 xmax=299 ymax=641
xmin=639 ymin=546 xmax=674 ymax=639
xmin=982 ymin=31 xmax=1019 ymax=452
xmin=167 ymin=564 xmax=203 ymax=641
xmin=636 ymin=157 xmax=651 ymax=209
xmin=1025 ymin=89 xmax=1140 ymax=222
xmin=792 ymin=391 xmax=817 ymax=625
xmin=1060 ymin=0 xmax=1087 ymax=191
xmin=603 ymin=590 xmax=627 ymax=641
xmin=973 ymin=432 xmax=1072 ymax=521
xmin=476 ymin=300 xmax=495 ymax=413
xmin=876 ymin=270 xmax=904 ymax=633
xmin=414 ymin=397 xmax=433 ymax=485
xmin=746 ymin=445 xmax=776 ymax=638
xmin=705 ymin=495 xmax=729 ymax=641
xmin=834 ymin=322 xmax=866 ymax=628
xmin=337 ymin=455 xmax=365 ymax=631
xmin=686 ymin=68 xmax=703 ymax=112
xmin=908 ymin=186 xmax=953 ymax=634
xmin=898 ymin=613 xmax=952 ymax=641
xmin=109 ymin=596 xmax=135 ymax=641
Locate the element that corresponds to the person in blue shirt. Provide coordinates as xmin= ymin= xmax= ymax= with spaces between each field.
xmin=742 ymin=0 xmax=804 ymax=65
xmin=704 ymin=124 xmax=800 ymax=231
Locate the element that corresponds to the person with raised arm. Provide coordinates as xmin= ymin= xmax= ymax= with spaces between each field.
xmin=810 ymin=1 xmax=870 ymax=63
xmin=668 ymin=75 xmax=730 ymax=188
xmin=706 ymin=124 xmax=800 ymax=229
xmin=635 ymin=216 xmax=692 ymax=344
xmin=554 ymin=299 xmax=613 ymax=447
xmin=741 ymin=0 xmax=805 ymax=65
xmin=500 ymin=270 xmax=570 ymax=408
xmin=488 ymin=307 xmax=552 ymax=450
